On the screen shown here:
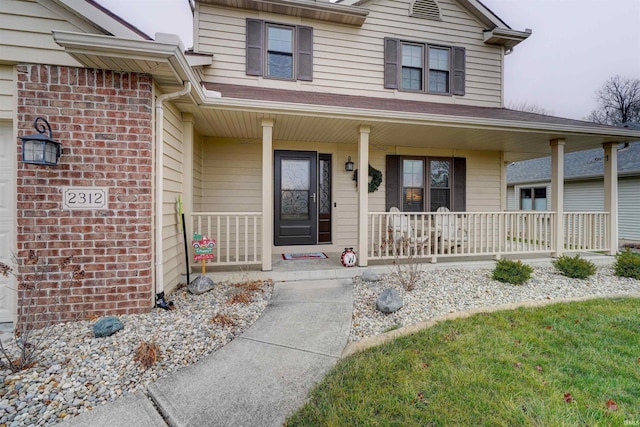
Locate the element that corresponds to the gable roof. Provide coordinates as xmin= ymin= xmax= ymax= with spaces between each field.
xmin=507 ymin=142 xmax=640 ymax=184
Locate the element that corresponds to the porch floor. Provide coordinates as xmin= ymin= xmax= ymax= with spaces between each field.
xmin=189 ymin=251 xmax=614 ymax=285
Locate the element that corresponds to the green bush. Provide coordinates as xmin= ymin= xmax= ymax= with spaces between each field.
xmin=492 ymin=259 xmax=533 ymax=285
xmin=614 ymin=249 xmax=640 ymax=279
xmin=552 ymin=254 xmax=596 ymax=279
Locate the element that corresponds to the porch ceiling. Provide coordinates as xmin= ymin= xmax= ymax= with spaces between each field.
xmin=176 ymin=99 xmax=640 ymax=163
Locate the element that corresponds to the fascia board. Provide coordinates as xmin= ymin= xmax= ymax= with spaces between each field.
xmin=52 ymin=31 xmax=208 ymax=102
xmin=198 ymin=96 xmax=640 ymax=141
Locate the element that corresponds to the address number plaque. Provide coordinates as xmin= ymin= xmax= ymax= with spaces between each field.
xmin=62 ymin=187 xmax=108 ymax=210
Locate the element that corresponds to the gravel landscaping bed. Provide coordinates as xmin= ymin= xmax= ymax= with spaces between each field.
xmin=350 ymin=265 xmax=640 ymax=341
xmin=2 ymin=262 xmax=639 ymax=426
xmin=0 ymin=280 xmax=273 ymax=426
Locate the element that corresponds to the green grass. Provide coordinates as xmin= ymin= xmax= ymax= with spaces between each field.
xmin=287 ymin=298 xmax=640 ymax=426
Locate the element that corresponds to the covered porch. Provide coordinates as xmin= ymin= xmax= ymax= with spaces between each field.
xmin=184 ymin=110 xmax=627 ymax=274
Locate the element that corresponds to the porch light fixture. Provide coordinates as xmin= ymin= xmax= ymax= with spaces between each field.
xmin=345 ymin=156 xmax=354 ymax=172
xmin=20 ymin=117 xmax=62 ymax=166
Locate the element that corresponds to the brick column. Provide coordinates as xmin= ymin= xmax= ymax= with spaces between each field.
xmin=16 ymin=64 xmax=154 ymax=325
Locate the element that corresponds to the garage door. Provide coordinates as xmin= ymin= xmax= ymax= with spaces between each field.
xmin=0 ymin=122 xmax=16 ymax=322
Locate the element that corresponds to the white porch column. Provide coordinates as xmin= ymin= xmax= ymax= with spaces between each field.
xmin=261 ymin=119 xmax=274 ymax=271
xmin=604 ymin=142 xmax=619 ymax=255
xmin=357 ymin=125 xmax=370 ymax=266
xmin=550 ymin=139 xmax=565 ymax=257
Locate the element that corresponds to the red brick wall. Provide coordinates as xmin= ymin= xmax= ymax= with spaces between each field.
xmin=16 ymin=64 xmax=154 ymax=325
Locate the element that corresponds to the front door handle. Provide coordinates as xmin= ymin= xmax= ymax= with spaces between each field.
xmin=311 ymin=192 xmax=316 ymax=203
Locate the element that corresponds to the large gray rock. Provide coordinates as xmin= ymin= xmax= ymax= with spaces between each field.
xmin=361 ymin=268 xmax=381 ymax=282
xmin=93 ymin=316 xmax=124 ymax=338
xmin=188 ymin=275 xmax=216 ymax=295
xmin=376 ymin=288 xmax=403 ymax=313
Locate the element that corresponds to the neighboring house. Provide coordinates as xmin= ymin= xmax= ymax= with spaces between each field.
xmin=507 ymin=142 xmax=640 ymax=241
xmin=1 ymin=0 xmax=639 ymax=324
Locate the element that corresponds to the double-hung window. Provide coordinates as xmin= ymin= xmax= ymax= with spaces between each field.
xmin=385 ymin=38 xmax=465 ymax=95
xmin=401 ymin=43 xmax=423 ymax=91
xmin=428 ymin=47 xmax=450 ymax=93
xmin=246 ymin=19 xmax=313 ymax=81
xmin=387 ymin=155 xmax=466 ymax=213
xmin=267 ymin=25 xmax=294 ymax=79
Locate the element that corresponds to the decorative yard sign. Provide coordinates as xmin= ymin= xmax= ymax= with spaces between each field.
xmin=62 ymin=187 xmax=108 ymax=210
xmin=192 ymin=232 xmax=215 ymax=274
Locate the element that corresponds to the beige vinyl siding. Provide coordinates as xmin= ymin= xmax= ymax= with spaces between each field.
xmin=462 ymin=150 xmax=502 ymax=211
xmin=0 ymin=0 xmax=97 ymax=66
xmin=196 ymin=0 xmax=504 ymax=107
xmin=193 ymin=131 xmax=204 ymax=212
xmin=617 ymin=177 xmax=639 ymax=241
xmin=0 ymin=65 xmax=14 ymax=120
xmin=198 ymin=140 xmax=504 ymax=252
xmin=162 ymin=99 xmax=186 ymax=293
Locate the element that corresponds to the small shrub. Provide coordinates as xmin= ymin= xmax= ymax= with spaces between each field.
xmin=134 ymin=339 xmax=160 ymax=369
xmin=233 ymin=280 xmax=264 ymax=292
xmin=552 ymin=254 xmax=596 ymax=279
xmin=211 ymin=313 xmax=236 ymax=327
xmin=226 ymin=290 xmax=252 ymax=305
xmin=492 ymin=259 xmax=533 ymax=285
xmin=614 ymin=249 xmax=640 ymax=279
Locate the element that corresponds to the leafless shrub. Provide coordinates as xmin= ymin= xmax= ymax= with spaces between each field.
xmin=210 ymin=313 xmax=236 ymax=327
xmin=0 ymin=252 xmax=83 ymax=372
xmin=389 ymin=237 xmax=422 ymax=292
xmin=233 ymin=280 xmax=265 ymax=292
xmin=134 ymin=339 xmax=160 ymax=369
xmin=226 ymin=290 xmax=253 ymax=305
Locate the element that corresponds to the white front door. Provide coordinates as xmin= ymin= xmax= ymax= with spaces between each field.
xmin=0 ymin=122 xmax=16 ymax=322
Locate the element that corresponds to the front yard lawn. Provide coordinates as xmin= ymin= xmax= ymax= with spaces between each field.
xmin=287 ymin=298 xmax=640 ymax=426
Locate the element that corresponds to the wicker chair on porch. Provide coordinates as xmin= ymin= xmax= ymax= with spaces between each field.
xmin=435 ymin=206 xmax=468 ymax=254
xmin=388 ymin=207 xmax=432 ymax=255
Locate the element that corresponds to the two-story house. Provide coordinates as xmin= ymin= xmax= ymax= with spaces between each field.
xmin=2 ymin=0 xmax=639 ymax=324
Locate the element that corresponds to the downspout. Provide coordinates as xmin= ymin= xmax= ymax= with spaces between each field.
xmin=154 ymin=81 xmax=192 ymax=309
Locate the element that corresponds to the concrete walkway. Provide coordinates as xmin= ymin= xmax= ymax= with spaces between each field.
xmin=62 ymin=278 xmax=353 ymax=427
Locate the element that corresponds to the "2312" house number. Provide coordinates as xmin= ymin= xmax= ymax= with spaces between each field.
xmin=62 ymin=187 xmax=108 ymax=210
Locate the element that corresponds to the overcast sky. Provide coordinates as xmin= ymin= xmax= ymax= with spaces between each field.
xmin=98 ymin=0 xmax=640 ymax=121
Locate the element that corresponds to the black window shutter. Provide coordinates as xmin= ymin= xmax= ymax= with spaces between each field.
xmin=246 ymin=19 xmax=264 ymax=76
xmin=384 ymin=38 xmax=399 ymax=89
xmin=452 ymin=157 xmax=466 ymax=212
xmin=452 ymin=46 xmax=465 ymax=96
xmin=385 ymin=155 xmax=401 ymax=211
xmin=297 ymin=26 xmax=313 ymax=81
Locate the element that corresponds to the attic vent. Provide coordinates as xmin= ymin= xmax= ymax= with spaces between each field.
xmin=410 ymin=0 xmax=441 ymax=20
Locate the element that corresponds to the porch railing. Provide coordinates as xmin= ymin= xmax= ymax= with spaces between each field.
xmin=369 ymin=211 xmax=610 ymax=261
xmin=190 ymin=212 xmax=262 ymax=266
xmin=563 ymin=212 xmax=609 ymax=252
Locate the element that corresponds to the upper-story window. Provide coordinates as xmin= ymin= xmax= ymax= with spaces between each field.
xmin=246 ymin=19 xmax=313 ymax=81
xmin=428 ymin=47 xmax=450 ymax=93
xmin=386 ymin=38 xmax=465 ymax=95
xmin=267 ymin=25 xmax=293 ymax=79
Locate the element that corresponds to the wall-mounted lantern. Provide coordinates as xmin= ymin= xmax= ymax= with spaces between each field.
xmin=345 ymin=156 xmax=354 ymax=172
xmin=20 ymin=117 xmax=62 ymax=166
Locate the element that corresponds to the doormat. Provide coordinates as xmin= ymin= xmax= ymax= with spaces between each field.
xmin=282 ymin=252 xmax=328 ymax=260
